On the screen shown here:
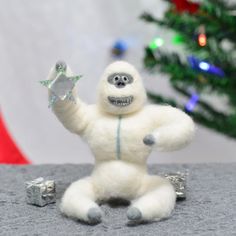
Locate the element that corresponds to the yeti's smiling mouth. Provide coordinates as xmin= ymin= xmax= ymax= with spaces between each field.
xmin=108 ymin=96 xmax=133 ymax=107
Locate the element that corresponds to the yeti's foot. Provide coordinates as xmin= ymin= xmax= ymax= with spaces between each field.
xmin=129 ymin=175 xmax=176 ymax=222
xmin=60 ymin=177 xmax=102 ymax=224
xmin=127 ymin=207 xmax=142 ymax=221
xmin=87 ymin=207 xmax=103 ymax=224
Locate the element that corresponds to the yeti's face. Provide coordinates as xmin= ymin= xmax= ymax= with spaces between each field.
xmin=107 ymin=73 xmax=134 ymax=107
xmin=97 ymin=61 xmax=147 ymax=115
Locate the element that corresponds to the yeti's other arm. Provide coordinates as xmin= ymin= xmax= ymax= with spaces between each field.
xmin=47 ymin=62 xmax=90 ymax=135
xmin=144 ymin=105 xmax=195 ymax=151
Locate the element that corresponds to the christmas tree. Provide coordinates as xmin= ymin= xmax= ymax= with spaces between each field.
xmin=141 ymin=0 xmax=236 ymax=138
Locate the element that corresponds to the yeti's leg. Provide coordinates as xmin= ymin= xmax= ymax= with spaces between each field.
xmin=127 ymin=175 xmax=176 ymax=222
xmin=60 ymin=177 xmax=102 ymax=224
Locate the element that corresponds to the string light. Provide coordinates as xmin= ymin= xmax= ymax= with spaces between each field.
xmin=172 ymin=34 xmax=184 ymax=44
xmin=198 ymin=33 xmax=207 ymax=46
xmin=185 ymin=93 xmax=199 ymax=112
xmin=188 ymin=56 xmax=225 ymax=77
xmin=149 ymin=37 xmax=164 ymax=50
xmin=199 ymin=62 xmax=210 ymax=71
xmin=197 ymin=25 xmax=207 ymax=47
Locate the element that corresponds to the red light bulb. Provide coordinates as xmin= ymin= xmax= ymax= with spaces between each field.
xmin=198 ymin=33 xmax=207 ymax=47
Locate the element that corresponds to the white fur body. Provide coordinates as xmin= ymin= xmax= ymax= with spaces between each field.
xmin=48 ymin=61 xmax=195 ymax=223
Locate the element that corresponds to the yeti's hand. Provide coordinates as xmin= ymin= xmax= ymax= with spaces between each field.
xmin=143 ymin=134 xmax=155 ymax=146
xmin=47 ymin=60 xmax=68 ymax=81
xmin=45 ymin=61 xmax=89 ymax=135
xmin=55 ymin=60 xmax=67 ymax=73
xmin=44 ymin=60 xmax=82 ymax=107
xmin=143 ymin=105 xmax=195 ymax=151
xmin=143 ymin=133 xmax=168 ymax=150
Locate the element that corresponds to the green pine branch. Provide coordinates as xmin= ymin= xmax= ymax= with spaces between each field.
xmin=141 ymin=11 xmax=236 ymax=68
xmin=144 ymin=48 xmax=230 ymax=93
xmin=141 ymin=0 xmax=236 ymax=139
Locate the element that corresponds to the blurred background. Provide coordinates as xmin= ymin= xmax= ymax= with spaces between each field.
xmin=0 ymin=0 xmax=236 ymax=164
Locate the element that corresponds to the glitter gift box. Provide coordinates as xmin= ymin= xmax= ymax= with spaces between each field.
xmin=164 ymin=172 xmax=187 ymax=200
xmin=25 ymin=177 xmax=56 ymax=207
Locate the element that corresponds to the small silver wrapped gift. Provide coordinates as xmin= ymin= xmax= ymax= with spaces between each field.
xmin=164 ymin=172 xmax=187 ymax=200
xmin=25 ymin=177 xmax=56 ymax=207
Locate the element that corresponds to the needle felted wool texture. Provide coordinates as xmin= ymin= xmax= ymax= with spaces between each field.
xmin=47 ymin=61 xmax=195 ymax=224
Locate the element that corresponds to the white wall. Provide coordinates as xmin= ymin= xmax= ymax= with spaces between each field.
xmin=0 ymin=0 xmax=235 ymax=164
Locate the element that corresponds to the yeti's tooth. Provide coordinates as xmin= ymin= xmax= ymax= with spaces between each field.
xmin=108 ymin=95 xmax=134 ymax=107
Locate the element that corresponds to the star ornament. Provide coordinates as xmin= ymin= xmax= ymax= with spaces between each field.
xmin=40 ymin=72 xmax=82 ymax=108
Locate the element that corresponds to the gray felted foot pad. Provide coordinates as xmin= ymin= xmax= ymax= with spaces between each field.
xmin=127 ymin=207 xmax=142 ymax=221
xmin=87 ymin=207 xmax=102 ymax=224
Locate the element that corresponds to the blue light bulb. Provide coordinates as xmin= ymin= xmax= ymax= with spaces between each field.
xmin=199 ymin=62 xmax=210 ymax=71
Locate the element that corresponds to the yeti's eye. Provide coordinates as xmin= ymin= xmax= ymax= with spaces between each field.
xmin=108 ymin=74 xmax=120 ymax=84
xmin=122 ymin=76 xmax=128 ymax=82
xmin=113 ymin=76 xmax=120 ymax=82
xmin=121 ymin=74 xmax=133 ymax=84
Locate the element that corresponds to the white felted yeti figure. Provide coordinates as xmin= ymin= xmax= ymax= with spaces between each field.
xmin=47 ymin=61 xmax=195 ymax=224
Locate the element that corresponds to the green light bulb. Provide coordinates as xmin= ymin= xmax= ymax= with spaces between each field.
xmin=149 ymin=37 xmax=164 ymax=50
xmin=172 ymin=34 xmax=184 ymax=44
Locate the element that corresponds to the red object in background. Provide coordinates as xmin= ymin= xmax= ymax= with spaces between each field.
xmin=0 ymin=113 xmax=30 ymax=164
xmin=172 ymin=0 xmax=200 ymax=13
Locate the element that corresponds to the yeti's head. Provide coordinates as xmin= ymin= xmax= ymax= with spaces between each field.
xmin=97 ymin=61 xmax=147 ymax=115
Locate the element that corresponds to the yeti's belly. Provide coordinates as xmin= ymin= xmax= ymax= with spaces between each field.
xmin=92 ymin=160 xmax=146 ymax=200
xmin=85 ymin=112 xmax=153 ymax=163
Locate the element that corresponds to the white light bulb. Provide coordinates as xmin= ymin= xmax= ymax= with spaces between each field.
xmin=199 ymin=62 xmax=210 ymax=71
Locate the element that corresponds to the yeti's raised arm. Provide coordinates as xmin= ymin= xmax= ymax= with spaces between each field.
xmin=144 ymin=105 xmax=195 ymax=151
xmin=47 ymin=62 xmax=90 ymax=135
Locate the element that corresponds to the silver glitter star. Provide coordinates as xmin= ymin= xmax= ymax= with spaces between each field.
xmin=40 ymin=72 xmax=82 ymax=108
